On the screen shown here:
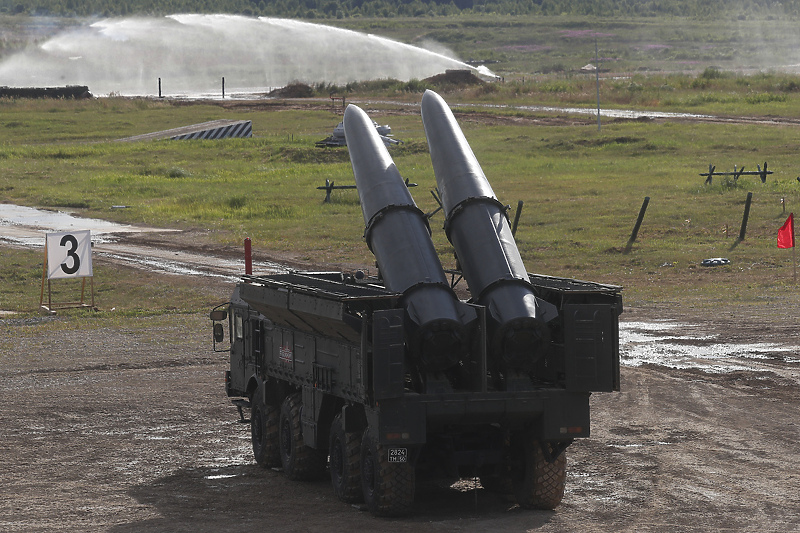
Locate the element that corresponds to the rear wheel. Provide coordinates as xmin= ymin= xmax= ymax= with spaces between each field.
xmin=279 ymin=392 xmax=326 ymax=481
xmin=329 ymin=413 xmax=363 ymax=503
xmin=360 ymin=430 xmax=415 ymax=516
xmin=511 ymin=434 xmax=567 ymax=510
xmin=251 ymin=385 xmax=280 ymax=468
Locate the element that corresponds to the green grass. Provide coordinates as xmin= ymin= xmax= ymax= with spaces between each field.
xmin=0 ymin=247 xmax=226 ymax=315
xmin=2 ymin=85 xmax=800 ymax=313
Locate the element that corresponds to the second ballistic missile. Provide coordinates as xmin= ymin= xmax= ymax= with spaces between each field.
xmin=421 ymin=89 xmax=556 ymax=374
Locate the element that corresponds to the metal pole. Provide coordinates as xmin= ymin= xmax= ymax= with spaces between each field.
xmin=158 ymin=78 xmax=162 ymax=98
xmin=244 ymin=238 xmax=252 ymax=275
xmin=596 ymin=38 xmax=601 ymax=132
xmin=624 ymin=196 xmax=650 ymax=253
xmin=40 ymin=242 xmax=48 ymax=308
xmin=511 ymin=200 xmax=524 ymax=237
xmin=222 ymin=77 xmax=225 ymax=99
xmin=738 ymin=192 xmax=753 ymax=241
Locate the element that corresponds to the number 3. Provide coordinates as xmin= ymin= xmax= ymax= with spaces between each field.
xmin=60 ymin=234 xmax=80 ymax=275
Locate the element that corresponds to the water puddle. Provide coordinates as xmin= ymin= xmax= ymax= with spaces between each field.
xmin=0 ymin=204 xmax=287 ymax=283
xmin=467 ymin=102 xmax=713 ymax=121
xmin=620 ymin=320 xmax=798 ymax=373
xmin=0 ymin=204 xmax=169 ymax=246
xmin=0 ymin=204 xmax=286 ymax=279
xmin=356 ymin=98 xmax=715 ymax=122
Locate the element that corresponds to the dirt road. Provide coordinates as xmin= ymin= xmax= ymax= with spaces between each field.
xmin=1 ymin=259 xmax=798 ymax=532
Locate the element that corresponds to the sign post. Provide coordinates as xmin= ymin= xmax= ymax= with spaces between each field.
xmin=40 ymin=230 xmax=96 ymax=313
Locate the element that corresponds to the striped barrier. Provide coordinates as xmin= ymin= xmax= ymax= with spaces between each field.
xmin=117 ymin=119 xmax=252 ymax=142
xmin=170 ymin=120 xmax=252 ymax=140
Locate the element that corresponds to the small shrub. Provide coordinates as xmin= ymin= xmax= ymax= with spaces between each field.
xmin=167 ymin=167 xmax=190 ymax=178
xmin=226 ymin=196 xmax=247 ymax=209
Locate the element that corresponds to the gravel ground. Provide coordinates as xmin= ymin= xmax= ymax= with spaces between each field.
xmin=2 ymin=294 xmax=799 ymax=532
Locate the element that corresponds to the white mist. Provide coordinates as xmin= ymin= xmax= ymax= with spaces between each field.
xmin=0 ymin=14 xmax=489 ymax=96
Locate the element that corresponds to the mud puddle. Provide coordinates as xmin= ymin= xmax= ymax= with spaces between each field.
xmin=620 ymin=320 xmax=800 ymax=378
xmin=0 ymin=204 xmax=286 ymax=278
xmin=0 ymin=204 xmax=169 ymax=245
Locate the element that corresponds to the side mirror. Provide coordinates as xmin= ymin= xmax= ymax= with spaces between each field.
xmin=210 ymin=309 xmax=228 ymax=321
xmin=213 ymin=323 xmax=225 ymax=343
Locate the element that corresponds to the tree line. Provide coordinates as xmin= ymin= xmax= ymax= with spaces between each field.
xmin=2 ymin=0 xmax=799 ymax=19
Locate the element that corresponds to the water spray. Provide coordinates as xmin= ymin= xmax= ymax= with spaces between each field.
xmin=0 ymin=14 xmax=494 ymax=97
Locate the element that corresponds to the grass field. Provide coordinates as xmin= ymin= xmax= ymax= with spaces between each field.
xmin=2 ymin=88 xmax=800 ymax=316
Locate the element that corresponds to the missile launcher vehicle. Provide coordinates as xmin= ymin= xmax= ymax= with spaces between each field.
xmin=210 ymin=91 xmax=622 ymax=516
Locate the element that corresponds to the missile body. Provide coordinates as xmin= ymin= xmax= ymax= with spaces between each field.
xmin=344 ymin=103 xmax=471 ymax=373
xmin=421 ymin=89 xmax=556 ymax=373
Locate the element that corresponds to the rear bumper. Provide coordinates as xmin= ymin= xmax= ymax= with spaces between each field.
xmin=375 ymin=389 xmax=590 ymax=446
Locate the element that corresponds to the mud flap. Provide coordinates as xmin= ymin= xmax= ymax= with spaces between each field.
xmin=540 ymin=393 xmax=590 ymax=441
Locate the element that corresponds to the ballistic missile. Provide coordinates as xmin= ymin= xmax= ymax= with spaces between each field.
xmin=343 ymin=103 xmax=472 ymax=373
xmin=420 ymin=89 xmax=556 ymax=373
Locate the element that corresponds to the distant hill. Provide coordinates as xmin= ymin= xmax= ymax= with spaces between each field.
xmin=2 ymin=0 xmax=798 ymax=19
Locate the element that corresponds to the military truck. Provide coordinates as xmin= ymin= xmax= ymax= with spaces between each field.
xmin=209 ymin=91 xmax=622 ymax=516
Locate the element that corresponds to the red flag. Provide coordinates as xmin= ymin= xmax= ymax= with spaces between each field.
xmin=778 ymin=213 xmax=795 ymax=249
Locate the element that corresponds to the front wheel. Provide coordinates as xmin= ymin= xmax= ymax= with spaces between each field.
xmin=511 ymin=435 xmax=567 ymax=510
xmin=360 ymin=430 xmax=415 ymax=517
xmin=251 ymin=385 xmax=280 ymax=468
xmin=279 ymin=392 xmax=326 ymax=481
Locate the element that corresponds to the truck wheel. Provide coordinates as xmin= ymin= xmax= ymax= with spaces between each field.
xmin=251 ymin=389 xmax=280 ymax=468
xmin=329 ymin=413 xmax=363 ymax=503
xmin=279 ymin=392 xmax=326 ymax=481
xmin=511 ymin=435 xmax=566 ymax=510
xmin=360 ymin=431 xmax=415 ymax=516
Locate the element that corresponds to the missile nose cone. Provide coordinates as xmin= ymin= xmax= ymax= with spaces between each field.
xmin=421 ymin=89 xmax=494 ymax=216
xmin=343 ymin=104 xmax=370 ymax=139
xmin=421 ymin=88 xmax=445 ymax=113
xmin=420 ymin=89 xmax=448 ymax=130
xmin=344 ymin=103 xmax=414 ymax=225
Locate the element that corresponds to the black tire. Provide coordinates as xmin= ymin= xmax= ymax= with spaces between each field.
xmin=360 ymin=430 xmax=415 ymax=517
xmin=251 ymin=386 xmax=280 ymax=468
xmin=279 ymin=392 xmax=327 ymax=481
xmin=511 ymin=435 xmax=567 ymax=510
xmin=329 ymin=413 xmax=363 ymax=503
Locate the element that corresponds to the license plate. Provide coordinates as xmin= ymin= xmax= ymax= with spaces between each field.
xmin=388 ymin=447 xmax=407 ymax=463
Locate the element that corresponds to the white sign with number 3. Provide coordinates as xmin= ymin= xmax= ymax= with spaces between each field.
xmin=46 ymin=230 xmax=93 ymax=279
